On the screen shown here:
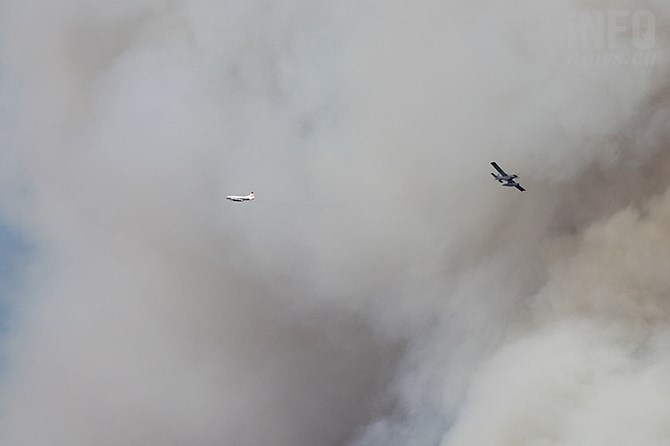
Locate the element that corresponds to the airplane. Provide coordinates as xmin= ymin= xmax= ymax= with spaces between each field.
xmin=490 ymin=162 xmax=525 ymax=191
xmin=226 ymin=192 xmax=255 ymax=202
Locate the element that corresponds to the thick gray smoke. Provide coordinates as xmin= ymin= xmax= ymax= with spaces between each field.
xmin=1 ymin=0 xmax=670 ymax=445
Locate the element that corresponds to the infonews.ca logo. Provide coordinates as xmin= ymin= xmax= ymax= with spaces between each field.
xmin=569 ymin=9 xmax=657 ymax=66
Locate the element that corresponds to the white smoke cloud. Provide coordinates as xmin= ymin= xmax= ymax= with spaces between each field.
xmin=1 ymin=0 xmax=670 ymax=445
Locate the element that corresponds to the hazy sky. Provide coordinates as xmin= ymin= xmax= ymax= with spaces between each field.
xmin=1 ymin=1 xmax=670 ymax=445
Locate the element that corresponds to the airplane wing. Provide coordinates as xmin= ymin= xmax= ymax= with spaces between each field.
xmin=515 ymin=184 xmax=526 ymax=192
xmin=490 ymin=162 xmax=507 ymax=175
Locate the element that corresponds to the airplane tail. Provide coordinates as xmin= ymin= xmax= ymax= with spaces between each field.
xmin=491 ymin=173 xmax=498 ymax=180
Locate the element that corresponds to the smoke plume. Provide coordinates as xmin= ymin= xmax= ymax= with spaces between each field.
xmin=1 ymin=1 xmax=670 ymax=445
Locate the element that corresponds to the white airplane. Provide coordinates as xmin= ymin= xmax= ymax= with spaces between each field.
xmin=490 ymin=162 xmax=525 ymax=191
xmin=226 ymin=192 xmax=255 ymax=202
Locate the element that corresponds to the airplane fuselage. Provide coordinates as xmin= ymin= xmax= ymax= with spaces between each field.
xmin=491 ymin=173 xmax=518 ymax=183
xmin=226 ymin=192 xmax=255 ymax=202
